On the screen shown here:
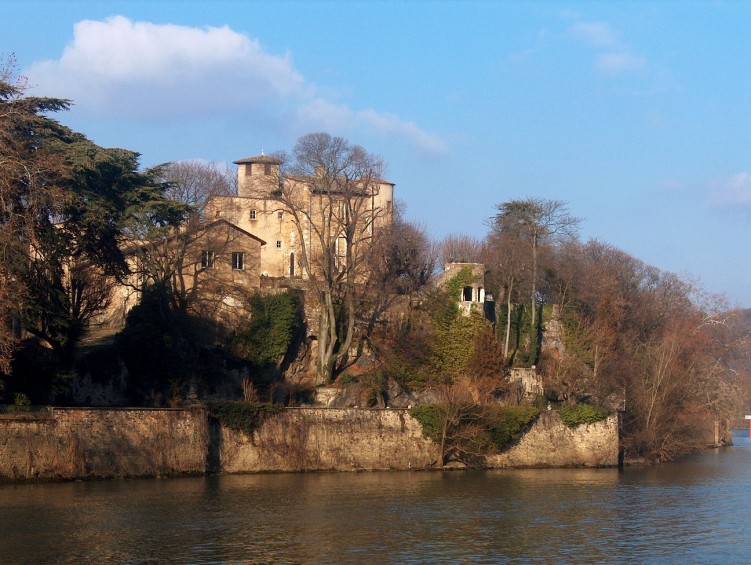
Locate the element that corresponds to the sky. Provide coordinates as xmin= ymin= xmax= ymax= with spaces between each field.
xmin=3 ymin=1 xmax=751 ymax=306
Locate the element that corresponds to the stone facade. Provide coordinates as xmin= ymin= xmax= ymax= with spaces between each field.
xmin=205 ymin=154 xmax=394 ymax=279
xmin=99 ymin=219 xmax=265 ymax=327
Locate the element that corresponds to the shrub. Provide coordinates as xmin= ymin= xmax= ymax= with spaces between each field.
xmin=231 ymin=291 xmax=302 ymax=381
xmin=410 ymin=404 xmax=447 ymax=443
xmin=338 ymin=374 xmax=359 ymax=385
xmin=559 ymin=403 xmax=609 ymax=428
xmin=487 ymin=405 xmax=540 ymax=450
xmin=410 ymin=403 xmax=540 ymax=453
xmin=206 ymin=401 xmax=282 ymax=435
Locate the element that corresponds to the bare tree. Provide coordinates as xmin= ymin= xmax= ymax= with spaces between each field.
xmin=437 ymin=233 xmax=483 ymax=266
xmin=257 ymin=133 xmax=389 ymax=383
xmin=368 ymin=214 xmax=435 ymax=296
xmin=483 ymin=230 xmax=528 ymax=358
xmin=490 ymin=198 xmax=580 ymax=326
xmin=156 ymin=160 xmax=236 ymax=221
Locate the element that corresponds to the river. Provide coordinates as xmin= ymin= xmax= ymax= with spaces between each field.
xmin=2 ymin=431 xmax=750 ymax=564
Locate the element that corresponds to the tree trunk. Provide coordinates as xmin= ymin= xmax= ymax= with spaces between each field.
xmin=531 ymin=233 xmax=538 ymax=327
xmin=504 ymin=278 xmax=513 ymax=359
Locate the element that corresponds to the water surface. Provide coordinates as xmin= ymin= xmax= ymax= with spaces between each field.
xmin=2 ymin=432 xmax=750 ymax=563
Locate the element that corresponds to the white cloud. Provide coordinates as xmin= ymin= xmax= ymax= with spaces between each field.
xmin=295 ymin=98 xmax=355 ymax=132
xmin=569 ymin=21 xmax=620 ymax=49
xmin=595 ymin=52 xmax=646 ymax=74
xmin=29 ymin=16 xmax=306 ymax=117
xmin=710 ymin=172 xmax=751 ymax=207
xmin=26 ymin=16 xmax=447 ymax=156
xmin=356 ymin=109 xmax=449 ymax=156
xmin=568 ymin=20 xmax=644 ymax=76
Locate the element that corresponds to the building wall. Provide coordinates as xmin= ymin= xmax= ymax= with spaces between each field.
xmin=95 ymin=221 xmax=264 ymax=328
xmin=206 ymin=156 xmax=394 ymax=279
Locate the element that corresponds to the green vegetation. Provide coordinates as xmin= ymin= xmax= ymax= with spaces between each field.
xmin=206 ymin=401 xmax=282 ymax=435
xmin=410 ymin=404 xmax=447 ymax=443
xmin=487 ymin=406 xmax=540 ymax=449
xmin=498 ymin=303 xmax=546 ymax=367
xmin=559 ymin=404 xmax=610 ymax=428
xmin=231 ymin=292 xmax=302 ymax=381
xmin=411 ymin=404 xmax=540 ymax=465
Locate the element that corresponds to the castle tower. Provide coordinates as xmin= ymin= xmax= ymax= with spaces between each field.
xmin=234 ymin=154 xmax=282 ymax=198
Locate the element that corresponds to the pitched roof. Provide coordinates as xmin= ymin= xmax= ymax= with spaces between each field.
xmin=122 ymin=218 xmax=266 ymax=256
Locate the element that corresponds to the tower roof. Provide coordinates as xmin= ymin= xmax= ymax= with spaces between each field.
xmin=233 ymin=154 xmax=282 ymax=165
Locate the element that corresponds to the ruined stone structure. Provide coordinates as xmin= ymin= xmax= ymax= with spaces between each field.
xmin=434 ymin=262 xmax=495 ymax=320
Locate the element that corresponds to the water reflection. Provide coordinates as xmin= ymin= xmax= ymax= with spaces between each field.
xmin=2 ymin=437 xmax=751 ymax=563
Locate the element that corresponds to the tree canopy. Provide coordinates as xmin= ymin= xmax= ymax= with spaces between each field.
xmin=0 ymin=63 xmax=188 ymax=379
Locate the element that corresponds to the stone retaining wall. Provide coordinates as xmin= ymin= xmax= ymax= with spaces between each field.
xmin=0 ymin=406 xmax=620 ymax=481
xmin=218 ymin=408 xmax=439 ymax=473
xmin=487 ymin=411 xmax=620 ymax=468
xmin=0 ymin=407 xmax=208 ymax=480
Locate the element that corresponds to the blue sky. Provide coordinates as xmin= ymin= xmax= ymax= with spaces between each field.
xmin=4 ymin=1 xmax=751 ymax=306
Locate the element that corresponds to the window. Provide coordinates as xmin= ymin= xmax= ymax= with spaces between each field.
xmin=264 ymin=163 xmax=272 ymax=175
xmin=215 ymin=209 xmax=221 ymax=218
xmin=201 ymin=250 xmax=215 ymax=269
xmin=232 ymin=252 xmax=244 ymax=270
xmin=276 ymin=240 xmax=282 ymax=249
xmin=250 ymin=209 xmax=257 ymax=220
xmin=277 ymin=211 xmax=283 ymax=221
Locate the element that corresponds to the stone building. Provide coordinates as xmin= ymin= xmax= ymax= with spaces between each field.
xmin=205 ymin=154 xmax=394 ymax=279
xmin=434 ymin=262 xmax=494 ymax=319
xmin=98 ymin=152 xmax=395 ymax=328
xmin=99 ymin=219 xmax=265 ymax=327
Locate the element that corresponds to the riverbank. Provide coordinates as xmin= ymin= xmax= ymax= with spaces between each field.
xmin=0 ymin=406 xmax=620 ymax=481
